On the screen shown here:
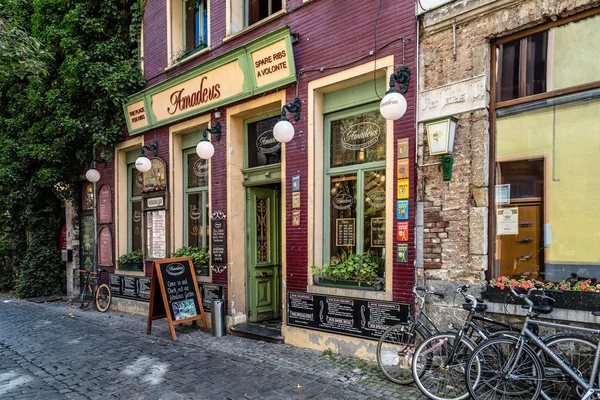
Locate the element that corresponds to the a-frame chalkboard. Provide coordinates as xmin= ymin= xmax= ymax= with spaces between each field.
xmin=146 ymin=257 xmax=208 ymax=340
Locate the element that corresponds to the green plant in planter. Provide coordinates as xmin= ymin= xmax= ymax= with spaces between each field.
xmin=312 ymin=251 xmax=383 ymax=285
xmin=172 ymin=246 xmax=210 ymax=275
xmin=117 ymin=250 xmax=144 ymax=271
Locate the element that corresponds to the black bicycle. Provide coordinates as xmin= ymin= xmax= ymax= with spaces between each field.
xmin=377 ymin=284 xmax=517 ymax=387
xmin=79 ymin=268 xmax=112 ymax=312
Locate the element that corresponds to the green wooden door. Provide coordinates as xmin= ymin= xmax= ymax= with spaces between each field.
xmin=246 ymin=187 xmax=281 ymax=322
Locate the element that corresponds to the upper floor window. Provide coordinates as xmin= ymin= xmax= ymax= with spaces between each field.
xmin=245 ymin=0 xmax=282 ymax=27
xmin=184 ymin=0 xmax=207 ymax=54
xmin=229 ymin=0 xmax=283 ymax=35
xmin=496 ymin=31 xmax=548 ymax=102
xmin=170 ymin=0 xmax=208 ymax=63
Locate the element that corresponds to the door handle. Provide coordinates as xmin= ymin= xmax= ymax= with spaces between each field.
xmin=517 ymin=253 xmax=532 ymax=261
xmin=516 ymin=237 xmax=533 ymax=244
xmin=258 ymin=271 xmax=272 ymax=278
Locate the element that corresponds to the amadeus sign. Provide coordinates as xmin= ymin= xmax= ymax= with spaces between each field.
xmin=124 ymin=27 xmax=296 ymax=135
xmin=341 ymin=122 xmax=381 ymax=151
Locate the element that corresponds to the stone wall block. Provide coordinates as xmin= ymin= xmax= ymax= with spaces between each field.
xmin=469 ymin=207 xmax=488 ymax=255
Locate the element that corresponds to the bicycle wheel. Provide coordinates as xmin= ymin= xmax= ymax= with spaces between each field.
xmin=377 ymin=324 xmax=427 ymax=385
xmin=466 ymin=336 xmax=543 ymax=400
xmin=539 ymin=334 xmax=597 ymax=400
xmin=95 ymin=284 xmax=112 ymax=313
xmin=412 ymin=332 xmax=476 ymax=400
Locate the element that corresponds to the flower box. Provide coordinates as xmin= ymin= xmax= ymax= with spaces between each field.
xmin=121 ymin=262 xmax=143 ymax=272
xmin=487 ymin=286 xmax=600 ymax=312
xmin=317 ymin=278 xmax=384 ymax=291
xmin=196 ymin=265 xmax=210 ymax=277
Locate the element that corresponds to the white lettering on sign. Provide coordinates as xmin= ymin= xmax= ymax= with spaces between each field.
xmin=147 ymin=197 xmax=164 ymax=208
xmin=256 ymin=130 xmax=281 ymax=153
xmin=419 ymin=75 xmax=487 ymax=121
xmin=166 ymin=263 xmax=185 ymax=276
xmin=332 ymin=194 xmax=354 ymax=210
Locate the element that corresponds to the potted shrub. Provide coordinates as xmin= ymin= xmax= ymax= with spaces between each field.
xmin=172 ymin=246 xmax=210 ymax=276
xmin=312 ymin=251 xmax=384 ymax=291
xmin=117 ymin=250 xmax=144 ymax=271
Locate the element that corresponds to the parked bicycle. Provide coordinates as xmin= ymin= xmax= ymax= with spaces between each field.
xmin=79 ymin=268 xmax=112 ymax=313
xmin=377 ymin=284 xmax=517 ymax=389
xmin=410 ymin=285 xmax=519 ymax=400
xmin=465 ymin=285 xmax=600 ymax=400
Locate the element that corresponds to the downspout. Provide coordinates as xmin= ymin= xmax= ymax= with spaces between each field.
xmin=415 ymin=15 xmax=425 ymax=287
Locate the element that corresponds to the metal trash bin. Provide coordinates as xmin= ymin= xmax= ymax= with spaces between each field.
xmin=211 ymin=300 xmax=226 ymax=337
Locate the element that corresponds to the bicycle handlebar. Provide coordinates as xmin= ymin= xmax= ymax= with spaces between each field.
xmin=414 ymin=287 xmax=445 ymax=298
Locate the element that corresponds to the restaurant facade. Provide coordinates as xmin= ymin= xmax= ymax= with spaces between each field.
xmin=65 ymin=0 xmax=419 ymax=359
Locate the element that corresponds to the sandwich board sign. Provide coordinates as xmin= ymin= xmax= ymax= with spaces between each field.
xmin=146 ymin=257 xmax=208 ymax=340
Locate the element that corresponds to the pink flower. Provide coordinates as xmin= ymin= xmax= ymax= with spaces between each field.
xmin=595 ymin=284 xmax=600 ymax=290
xmin=500 ymin=276 xmax=507 ymax=282
xmin=560 ymin=285 xmax=566 ymax=290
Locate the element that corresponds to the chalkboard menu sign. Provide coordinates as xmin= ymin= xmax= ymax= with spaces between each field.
xmin=197 ymin=283 xmax=225 ymax=312
xmin=211 ymin=212 xmax=227 ymax=267
xmin=109 ymin=274 xmax=151 ymax=301
xmin=147 ymin=257 xmax=207 ymax=340
xmin=336 ymin=218 xmax=355 ymax=247
xmin=287 ymin=292 xmax=409 ymax=340
xmin=370 ymin=218 xmax=385 ymax=248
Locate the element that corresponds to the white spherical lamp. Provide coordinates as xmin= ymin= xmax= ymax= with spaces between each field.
xmin=379 ymin=91 xmax=407 ymax=120
xmin=135 ymin=156 xmax=152 ymax=172
xmin=273 ymin=119 xmax=295 ymax=143
xmin=196 ymin=140 xmax=215 ymax=159
xmin=85 ymin=168 xmax=101 ymax=183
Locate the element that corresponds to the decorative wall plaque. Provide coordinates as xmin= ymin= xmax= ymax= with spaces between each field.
xmin=98 ymin=185 xmax=112 ymax=224
xmin=98 ymin=226 xmax=113 ymax=266
xmin=210 ymin=211 xmax=227 ymax=272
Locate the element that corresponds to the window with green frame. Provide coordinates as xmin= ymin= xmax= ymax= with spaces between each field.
xmin=184 ymin=148 xmax=209 ymax=251
xmin=324 ymin=104 xmax=387 ymax=275
xmin=128 ymin=164 xmax=143 ymax=254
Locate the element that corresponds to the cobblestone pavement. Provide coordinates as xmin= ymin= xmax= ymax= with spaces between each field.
xmin=0 ymin=293 xmax=428 ymax=400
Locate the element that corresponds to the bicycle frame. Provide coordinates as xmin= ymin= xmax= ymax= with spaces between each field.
xmin=508 ymin=317 xmax=600 ymax=400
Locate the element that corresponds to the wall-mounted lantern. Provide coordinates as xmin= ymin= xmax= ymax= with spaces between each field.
xmin=425 ymin=116 xmax=458 ymax=181
xmin=135 ymin=140 xmax=159 ymax=172
xmin=273 ymin=97 xmax=301 ymax=143
xmin=379 ymin=65 xmax=410 ymax=120
xmin=196 ymin=121 xmax=222 ymax=160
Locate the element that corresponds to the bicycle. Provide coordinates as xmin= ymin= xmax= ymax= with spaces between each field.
xmin=377 ymin=284 xmax=517 ymax=387
xmin=79 ymin=268 xmax=112 ymax=313
xmin=465 ymin=285 xmax=600 ymax=400
xmin=410 ymin=285 xmax=519 ymax=400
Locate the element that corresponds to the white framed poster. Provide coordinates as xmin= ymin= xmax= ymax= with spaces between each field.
xmin=496 ymin=208 xmax=518 ymax=235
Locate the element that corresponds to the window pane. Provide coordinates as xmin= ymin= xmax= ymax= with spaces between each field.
xmin=364 ymin=170 xmax=386 ymax=257
xmin=184 ymin=0 xmax=205 ymax=52
xmin=526 ymin=32 xmax=547 ymax=96
xmin=82 ymin=182 xmax=94 ymax=210
xmin=187 ymin=193 xmax=207 ymax=248
xmin=248 ymin=0 xmax=281 ymax=26
xmin=329 ymin=174 xmax=357 ymax=261
xmin=247 ymin=116 xmax=280 ymax=168
xmin=132 ymin=201 xmax=142 ymax=252
xmin=131 ymin=168 xmax=142 ymax=197
xmin=330 ymin=110 xmax=386 ymax=168
xmin=494 ymin=97 xmax=600 ymax=284
xmin=187 ymin=153 xmax=208 ymax=188
xmin=499 ymin=40 xmax=520 ymax=101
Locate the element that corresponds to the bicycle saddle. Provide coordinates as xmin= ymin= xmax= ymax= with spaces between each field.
xmin=463 ymin=303 xmax=487 ymax=312
xmin=521 ymin=304 xmax=553 ymax=314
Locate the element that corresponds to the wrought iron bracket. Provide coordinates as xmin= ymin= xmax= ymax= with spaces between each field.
xmin=388 ymin=65 xmax=411 ymax=94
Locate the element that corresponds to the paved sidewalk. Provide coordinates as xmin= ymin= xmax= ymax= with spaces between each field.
xmin=0 ymin=293 xmax=427 ymax=400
